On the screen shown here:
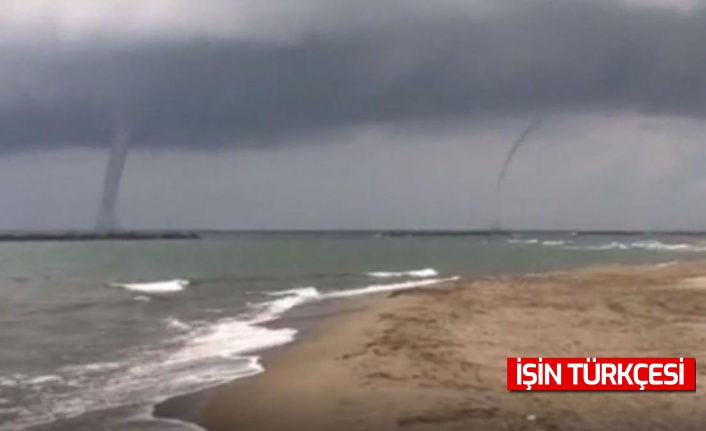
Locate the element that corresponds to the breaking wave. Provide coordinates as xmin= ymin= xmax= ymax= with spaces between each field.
xmin=0 ymin=287 xmax=305 ymax=430
xmin=630 ymin=240 xmax=706 ymax=252
xmin=268 ymin=276 xmax=458 ymax=302
xmin=507 ymin=238 xmax=706 ymax=253
xmin=164 ymin=317 xmax=191 ymax=331
xmin=562 ymin=241 xmax=630 ymax=251
xmin=507 ymin=238 xmax=539 ymax=245
xmin=366 ymin=268 xmax=438 ymax=278
xmin=326 ymin=277 xmax=459 ymax=298
xmin=109 ymin=279 xmax=190 ymax=294
xmin=561 ymin=240 xmax=706 ymax=252
xmin=0 ymin=272 xmax=458 ymax=431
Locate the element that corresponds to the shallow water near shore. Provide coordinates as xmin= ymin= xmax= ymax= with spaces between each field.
xmin=1 ymin=232 xmax=705 ymax=431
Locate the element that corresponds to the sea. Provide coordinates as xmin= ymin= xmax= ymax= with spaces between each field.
xmin=1 ymin=232 xmax=705 ymax=431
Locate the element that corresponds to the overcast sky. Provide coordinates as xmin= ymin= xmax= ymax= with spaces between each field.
xmin=1 ymin=0 xmax=705 ymax=230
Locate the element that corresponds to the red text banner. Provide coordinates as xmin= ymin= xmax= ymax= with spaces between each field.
xmin=507 ymin=357 xmax=695 ymax=391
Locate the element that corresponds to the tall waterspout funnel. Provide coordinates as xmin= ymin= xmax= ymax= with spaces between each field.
xmin=95 ymin=122 xmax=131 ymax=232
xmin=493 ymin=115 xmax=543 ymax=230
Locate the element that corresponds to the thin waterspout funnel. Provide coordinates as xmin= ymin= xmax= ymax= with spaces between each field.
xmin=95 ymin=122 xmax=131 ymax=232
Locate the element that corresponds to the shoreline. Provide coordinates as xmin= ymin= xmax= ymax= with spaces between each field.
xmin=153 ymin=292 xmax=379 ymax=428
xmin=169 ymin=260 xmax=706 ymax=431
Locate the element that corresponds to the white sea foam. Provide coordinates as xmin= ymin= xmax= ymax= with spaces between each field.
xmin=0 ymin=377 xmax=16 ymax=387
xmin=260 ymin=287 xmax=321 ymax=319
xmin=133 ymin=295 xmax=151 ymax=302
xmin=105 ymin=286 xmax=315 ymax=401
xmin=326 ymin=277 xmax=460 ymax=298
xmin=509 ymin=238 xmax=706 ymax=253
xmin=61 ymin=362 xmax=123 ymax=375
xmin=110 ymin=279 xmax=189 ymax=294
xmin=267 ymin=276 xmax=458 ymax=303
xmin=563 ymin=240 xmax=706 ymax=252
xmin=630 ymin=240 xmax=706 ymax=252
xmin=26 ymin=375 xmax=62 ymax=386
xmin=164 ymin=317 xmax=191 ymax=331
xmin=4 ymin=272 xmax=459 ymax=431
xmin=541 ymin=240 xmax=566 ymax=246
xmin=563 ymin=241 xmax=630 ymax=251
xmin=2 ymin=328 xmax=287 ymax=431
xmin=168 ymin=322 xmax=295 ymax=364
xmin=507 ymin=238 xmax=539 ymax=245
xmin=367 ymin=268 xmax=439 ymax=278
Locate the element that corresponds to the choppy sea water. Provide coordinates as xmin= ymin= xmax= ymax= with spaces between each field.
xmin=1 ymin=232 xmax=705 ymax=431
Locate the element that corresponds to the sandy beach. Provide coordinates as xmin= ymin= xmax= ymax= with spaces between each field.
xmin=189 ymin=261 xmax=706 ymax=431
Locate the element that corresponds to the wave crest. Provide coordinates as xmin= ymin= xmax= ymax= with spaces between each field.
xmin=108 ymin=279 xmax=189 ymax=294
xmin=327 ymin=277 xmax=459 ymax=299
xmin=367 ymin=268 xmax=438 ymax=278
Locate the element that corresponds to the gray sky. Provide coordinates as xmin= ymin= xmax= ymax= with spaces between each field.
xmin=0 ymin=0 xmax=705 ymax=230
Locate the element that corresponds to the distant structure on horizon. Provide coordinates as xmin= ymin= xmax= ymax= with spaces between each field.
xmin=95 ymin=122 xmax=131 ymax=232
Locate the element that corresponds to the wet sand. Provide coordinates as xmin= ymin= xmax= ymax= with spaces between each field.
xmin=193 ymin=261 xmax=706 ymax=431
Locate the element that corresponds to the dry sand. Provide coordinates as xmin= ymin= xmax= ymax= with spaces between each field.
xmin=195 ymin=261 xmax=706 ymax=431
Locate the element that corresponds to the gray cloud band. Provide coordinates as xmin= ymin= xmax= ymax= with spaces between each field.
xmin=0 ymin=0 xmax=704 ymax=151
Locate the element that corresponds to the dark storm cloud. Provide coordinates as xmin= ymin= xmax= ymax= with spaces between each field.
xmin=0 ymin=0 xmax=705 ymax=151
